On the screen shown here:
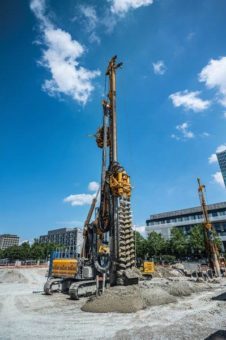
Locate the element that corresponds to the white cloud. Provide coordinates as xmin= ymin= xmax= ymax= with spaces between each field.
xmin=208 ymin=153 xmax=217 ymax=164
xmin=212 ymin=171 xmax=225 ymax=188
xmin=111 ymin=0 xmax=154 ymax=15
xmin=88 ymin=181 xmax=100 ymax=192
xmin=64 ymin=193 xmax=96 ymax=206
xmin=30 ymin=0 xmax=49 ymax=27
xmin=201 ymin=132 xmax=210 ymax=137
xmin=169 ymin=90 xmax=211 ymax=112
xmin=133 ymin=225 xmax=146 ymax=236
xmin=30 ymin=0 xmax=100 ymax=105
xmin=176 ymin=122 xmax=194 ymax=139
xmin=79 ymin=5 xmax=98 ymax=31
xmin=152 ymin=60 xmax=166 ymax=75
xmin=64 ymin=181 xmax=99 ymax=207
xmin=199 ymin=57 xmax=226 ymax=107
xmin=78 ymin=5 xmax=101 ymax=44
xmin=223 ymin=112 xmax=226 ymax=119
xmin=209 ymin=144 xmax=226 ymax=164
xmin=171 ymin=133 xmax=180 ymax=141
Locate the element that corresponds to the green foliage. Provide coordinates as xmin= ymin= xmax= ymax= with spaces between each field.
xmin=212 ymin=228 xmax=223 ymax=251
xmin=170 ymin=228 xmax=188 ymax=257
xmin=189 ymin=224 xmax=206 ymax=256
xmin=147 ymin=231 xmax=166 ymax=257
xmin=0 ymin=242 xmax=63 ymax=260
xmin=135 ymin=231 xmax=147 ymax=258
xmin=160 ymin=255 xmax=176 ymax=263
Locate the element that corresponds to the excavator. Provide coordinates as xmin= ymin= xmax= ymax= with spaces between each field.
xmin=197 ymin=178 xmax=225 ymax=277
xmin=44 ymin=56 xmax=138 ymax=299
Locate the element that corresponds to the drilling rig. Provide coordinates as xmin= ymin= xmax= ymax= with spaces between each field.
xmin=97 ymin=55 xmax=136 ymax=285
xmin=44 ymin=56 xmax=137 ymax=298
xmin=197 ymin=178 xmax=221 ymax=277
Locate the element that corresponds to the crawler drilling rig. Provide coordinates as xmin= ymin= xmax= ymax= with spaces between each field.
xmin=44 ymin=56 xmax=137 ymax=298
xmin=197 ymin=178 xmax=221 ymax=277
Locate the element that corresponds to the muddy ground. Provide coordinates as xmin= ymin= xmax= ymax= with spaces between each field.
xmin=0 ymin=267 xmax=226 ymax=340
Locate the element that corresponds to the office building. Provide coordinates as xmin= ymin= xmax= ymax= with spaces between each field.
xmin=146 ymin=202 xmax=226 ymax=250
xmin=217 ymin=150 xmax=226 ymax=187
xmin=0 ymin=234 xmax=20 ymax=250
xmin=39 ymin=227 xmax=83 ymax=255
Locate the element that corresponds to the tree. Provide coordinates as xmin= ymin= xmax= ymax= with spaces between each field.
xmin=170 ymin=227 xmax=188 ymax=257
xmin=30 ymin=243 xmax=45 ymax=260
xmin=0 ymin=249 xmax=4 ymax=259
xmin=19 ymin=242 xmax=31 ymax=260
xmin=212 ymin=228 xmax=223 ymax=252
xmin=3 ymin=245 xmax=21 ymax=260
xmin=189 ymin=224 xmax=205 ymax=257
xmin=146 ymin=231 xmax=166 ymax=257
xmin=135 ymin=231 xmax=147 ymax=259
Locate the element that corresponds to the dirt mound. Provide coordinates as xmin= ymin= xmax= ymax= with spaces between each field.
xmin=152 ymin=265 xmax=184 ymax=278
xmin=82 ymin=284 xmax=177 ymax=313
xmin=82 ymin=285 xmax=145 ymax=313
xmin=166 ymin=281 xmax=197 ymax=297
xmin=141 ymin=287 xmax=176 ymax=306
xmin=0 ymin=270 xmax=28 ymax=284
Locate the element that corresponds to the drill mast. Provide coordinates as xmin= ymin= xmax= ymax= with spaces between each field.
xmin=96 ymin=56 xmax=137 ymax=286
xmin=197 ymin=178 xmax=221 ymax=277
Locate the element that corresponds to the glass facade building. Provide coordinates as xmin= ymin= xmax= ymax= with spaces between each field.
xmin=39 ymin=227 xmax=83 ymax=256
xmin=146 ymin=202 xmax=226 ymax=250
xmin=217 ymin=150 xmax=226 ymax=187
xmin=0 ymin=234 xmax=19 ymax=250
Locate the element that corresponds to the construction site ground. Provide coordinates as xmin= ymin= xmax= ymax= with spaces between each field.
xmin=0 ymin=267 xmax=226 ymax=340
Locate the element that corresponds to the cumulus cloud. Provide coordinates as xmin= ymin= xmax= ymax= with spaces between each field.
xmin=64 ymin=193 xmax=96 ymax=206
xmin=176 ymin=122 xmax=195 ymax=139
xmin=30 ymin=0 xmax=100 ymax=105
xmin=169 ymin=90 xmax=211 ymax=112
xmin=64 ymin=181 xmax=99 ymax=206
xmin=88 ymin=181 xmax=100 ymax=192
xmin=208 ymin=153 xmax=217 ymax=164
xmin=212 ymin=171 xmax=225 ymax=188
xmin=133 ymin=225 xmax=146 ymax=236
xmin=111 ymin=0 xmax=154 ymax=15
xmin=152 ymin=60 xmax=166 ymax=75
xmin=78 ymin=5 xmax=101 ymax=44
xmin=199 ymin=57 xmax=226 ymax=107
xmin=208 ymin=144 xmax=226 ymax=164
xmin=79 ymin=5 xmax=98 ymax=31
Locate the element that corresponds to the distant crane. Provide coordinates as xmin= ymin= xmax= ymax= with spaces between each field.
xmin=197 ymin=178 xmax=221 ymax=277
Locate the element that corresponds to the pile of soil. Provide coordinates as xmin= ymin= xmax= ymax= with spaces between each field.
xmin=141 ymin=287 xmax=176 ymax=306
xmin=152 ymin=265 xmax=184 ymax=278
xmin=0 ymin=270 xmax=28 ymax=284
xmin=82 ymin=285 xmax=145 ymax=313
xmin=82 ymin=284 xmax=177 ymax=313
xmin=166 ymin=281 xmax=200 ymax=297
xmin=81 ymin=277 xmax=214 ymax=313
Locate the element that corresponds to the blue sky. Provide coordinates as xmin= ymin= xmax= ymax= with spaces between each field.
xmin=1 ymin=0 xmax=226 ymax=241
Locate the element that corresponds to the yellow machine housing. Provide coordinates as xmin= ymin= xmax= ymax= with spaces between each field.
xmin=141 ymin=261 xmax=155 ymax=276
xmin=110 ymin=171 xmax=131 ymax=197
xmin=52 ymin=259 xmax=78 ymax=278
